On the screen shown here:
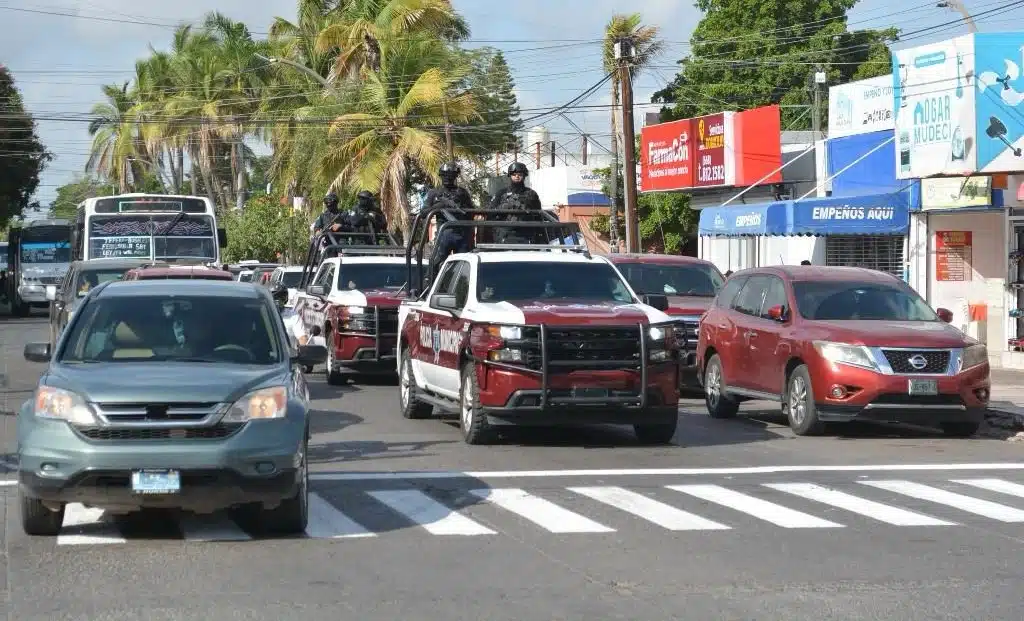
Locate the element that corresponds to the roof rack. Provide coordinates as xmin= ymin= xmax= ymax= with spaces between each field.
xmin=298 ymin=228 xmax=400 ymax=289
xmin=405 ymin=205 xmax=586 ymax=296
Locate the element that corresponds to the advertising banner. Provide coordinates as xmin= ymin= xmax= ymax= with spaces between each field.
xmin=828 ymin=75 xmax=895 ymax=138
xmin=935 ymin=230 xmax=973 ymax=281
xmin=693 ymin=112 xmax=734 ymax=187
xmin=974 ymin=32 xmax=1024 ymax=174
xmin=892 ymin=34 xmax=976 ymax=179
xmin=639 ymin=118 xmax=693 ymax=191
xmin=921 ymin=176 xmax=992 ymax=210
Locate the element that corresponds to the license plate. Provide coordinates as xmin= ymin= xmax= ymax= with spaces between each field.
xmin=571 ymin=387 xmax=609 ymax=399
xmin=131 ymin=469 xmax=180 ymax=494
xmin=907 ymin=379 xmax=938 ymax=395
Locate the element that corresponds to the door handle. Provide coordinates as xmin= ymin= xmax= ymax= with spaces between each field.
xmin=745 ymin=331 xmax=758 ymax=338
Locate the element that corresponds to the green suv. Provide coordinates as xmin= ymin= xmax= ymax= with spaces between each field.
xmin=18 ymin=279 xmax=326 ymax=536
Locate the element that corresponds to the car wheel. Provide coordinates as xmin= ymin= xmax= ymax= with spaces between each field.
xmin=324 ymin=329 xmax=346 ymax=386
xmin=941 ymin=422 xmax=980 ymax=438
xmin=786 ymin=364 xmax=825 ymax=436
xmin=20 ymin=489 xmax=64 ymax=536
xmin=703 ymin=354 xmax=739 ymax=419
xmin=303 ymin=365 xmax=314 ymax=374
xmin=399 ymin=350 xmax=433 ymax=419
xmin=460 ymin=362 xmax=496 ymax=445
xmin=634 ymin=419 xmax=678 ymax=444
xmin=258 ymin=438 xmax=309 ymax=535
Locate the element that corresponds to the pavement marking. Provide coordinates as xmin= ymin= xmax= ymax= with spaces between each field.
xmin=307 ymin=463 xmax=1024 ymax=481
xmin=366 ymin=490 xmax=496 ymax=536
xmin=468 ymin=488 xmax=614 ymax=534
xmin=57 ymin=504 xmax=127 ymax=545
xmin=952 ymin=478 xmax=1024 ymax=499
xmin=568 ymin=486 xmax=731 ymax=531
xmin=667 ymin=484 xmax=844 ymax=529
xmin=764 ymin=482 xmax=955 ymax=526
xmin=178 ymin=513 xmax=252 ymax=542
xmin=860 ymin=480 xmax=1024 ymax=523
xmin=305 ymin=493 xmax=376 ymax=539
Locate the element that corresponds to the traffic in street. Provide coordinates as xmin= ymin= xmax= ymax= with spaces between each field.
xmin=3 ymin=314 xmax=1024 ymax=620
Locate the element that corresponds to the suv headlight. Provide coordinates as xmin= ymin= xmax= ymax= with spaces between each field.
xmin=961 ymin=344 xmax=988 ymax=371
xmin=223 ymin=386 xmax=288 ymax=422
xmin=813 ymin=341 xmax=878 ymax=371
xmin=34 ymin=386 xmax=96 ymax=425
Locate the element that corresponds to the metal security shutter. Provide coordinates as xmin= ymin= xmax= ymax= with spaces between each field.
xmin=825 ymin=235 xmax=905 ymax=277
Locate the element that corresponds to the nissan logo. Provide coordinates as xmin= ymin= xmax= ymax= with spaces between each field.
xmin=908 ymin=355 xmax=928 ymax=370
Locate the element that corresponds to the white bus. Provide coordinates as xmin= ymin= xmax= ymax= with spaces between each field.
xmin=71 ymin=193 xmax=226 ymax=264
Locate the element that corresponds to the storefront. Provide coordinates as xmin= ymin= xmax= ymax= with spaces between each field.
xmin=696 ymin=203 xmax=788 ymax=271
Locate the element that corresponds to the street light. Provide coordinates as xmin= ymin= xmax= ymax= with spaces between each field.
xmin=254 ymin=53 xmax=333 ymax=90
xmin=937 ymin=0 xmax=978 ymax=33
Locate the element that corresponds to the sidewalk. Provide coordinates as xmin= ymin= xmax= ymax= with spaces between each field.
xmin=989 ymin=368 xmax=1024 ymax=416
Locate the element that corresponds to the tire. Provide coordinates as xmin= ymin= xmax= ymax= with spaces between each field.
xmin=303 ymin=365 xmax=314 ymax=374
xmin=20 ymin=490 xmax=64 ymax=536
xmin=257 ymin=437 xmax=309 ymax=535
xmin=634 ymin=419 xmax=678 ymax=444
xmin=785 ymin=364 xmax=825 ymax=436
xmin=459 ymin=362 xmax=497 ymax=445
xmin=941 ymin=422 xmax=980 ymax=438
xmin=324 ymin=328 xmax=346 ymax=386
xmin=12 ymin=297 xmax=29 ymax=317
xmin=399 ymin=349 xmax=433 ymax=419
xmin=703 ymin=354 xmax=739 ymax=419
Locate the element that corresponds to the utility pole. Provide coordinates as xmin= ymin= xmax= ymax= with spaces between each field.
xmin=617 ymin=38 xmax=640 ymax=253
xmin=812 ymin=65 xmax=826 ymax=140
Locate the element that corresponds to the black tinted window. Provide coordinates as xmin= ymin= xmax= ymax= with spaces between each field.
xmin=60 ymin=294 xmax=283 ymax=364
xmin=715 ymin=275 xmax=748 ymax=308
xmin=338 ymin=264 xmax=406 ymax=290
xmin=793 ymin=281 xmax=938 ymax=321
xmin=732 ymin=277 xmax=768 ymax=316
xmin=477 ymin=261 xmax=633 ymax=303
xmin=615 ymin=262 xmax=724 ymax=297
xmin=281 ymin=271 xmax=303 ymax=288
xmin=760 ymin=277 xmax=787 ymax=318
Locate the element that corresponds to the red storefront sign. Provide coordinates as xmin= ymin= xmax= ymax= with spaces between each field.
xmin=694 ymin=113 xmax=728 ymax=187
xmin=639 ymin=119 xmax=694 ymax=191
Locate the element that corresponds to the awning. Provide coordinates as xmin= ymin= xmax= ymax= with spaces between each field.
xmin=789 ymin=193 xmax=910 ymax=236
xmin=566 ymin=191 xmax=611 ymax=206
xmin=697 ymin=202 xmax=789 ymax=236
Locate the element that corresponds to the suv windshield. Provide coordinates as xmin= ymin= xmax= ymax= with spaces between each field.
xmin=476 ymin=261 xmax=634 ymax=303
xmin=616 ymin=262 xmax=724 ymax=297
xmin=793 ymin=280 xmax=939 ymax=321
xmin=337 ymin=264 xmax=406 ymax=290
xmin=59 ymin=294 xmax=283 ymax=364
xmin=75 ymin=268 xmax=132 ymax=297
xmin=280 ymin=271 xmax=303 ymax=288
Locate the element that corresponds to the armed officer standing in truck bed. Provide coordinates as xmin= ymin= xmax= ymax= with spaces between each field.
xmin=424 ymin=161 xmax=475 ymax=282
xmin=488 ymin=162 xmax=544 ymax=244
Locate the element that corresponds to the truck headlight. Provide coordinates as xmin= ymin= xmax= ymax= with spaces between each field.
xmin=34 ymin=386 xmax=96 ymax=425
xmin=960 ymin=344 xmax=988 ymax=371
xmin=223 ymin=386 xmax=288 ymax=422
xmin=813 ymin=341 xmax=878 ymax=371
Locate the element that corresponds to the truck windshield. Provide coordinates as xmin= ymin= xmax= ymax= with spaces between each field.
xmin=337 ymin=264 xmax=406 ymax=290
xmin=476 ymin=261 xmax=634 ymax=303
xmin=793 ymin=281 xmax=939 ymax=321
xmin=615 ymin=262 xmax=724 ymax=297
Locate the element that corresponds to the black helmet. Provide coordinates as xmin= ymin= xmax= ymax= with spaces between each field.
xmin=440 ymin=161 xmax=461 ymax=176
xmin=508 ymin=162 xmax=529 ymax=177
xmin=324 ymin=191 xmax=339 ymax=206
xmin=357 ymin=190 xmax=373 ymax=201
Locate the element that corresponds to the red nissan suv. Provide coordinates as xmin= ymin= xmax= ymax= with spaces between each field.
xmin=696 ymin=265 xmax=990 ymax=437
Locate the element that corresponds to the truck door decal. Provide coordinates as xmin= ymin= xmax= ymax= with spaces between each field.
xmin=420 ymin=323 xmax=461 ymax=364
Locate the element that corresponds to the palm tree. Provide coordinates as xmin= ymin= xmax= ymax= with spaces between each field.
xmin=319 ymin=36 xmax=479 ymax=234
xmin=602 ymin=14 xmax=664 ymax=241
xmin=85 ymin=82 xmax=138 ymax=193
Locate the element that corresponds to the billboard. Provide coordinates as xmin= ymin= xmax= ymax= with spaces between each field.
xmin=640 ymin=105 xmax=782 ymax=192
xmin=974 ymin=32 xmax=1024 ymax=174
xmin=828 ymin=74 xmax=895 ymax=138
xmin=892 ymin=34 xmax=976 ymax=179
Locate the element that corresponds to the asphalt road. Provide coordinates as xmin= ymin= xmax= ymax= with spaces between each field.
xmin=3 ymin=314 xmax=1024 ymax=620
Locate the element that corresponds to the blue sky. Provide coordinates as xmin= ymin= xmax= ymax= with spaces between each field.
xmin=0 ymin=0 xmax=1015 ymax=207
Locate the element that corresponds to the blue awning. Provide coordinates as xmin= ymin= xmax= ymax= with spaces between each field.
xmin=697 ymin=202 xmax=789 ymax=236
xmin=789 ymin=193 xmax=910 ymax=236
xmin=566 ymin=191 xmax=611 ymax=206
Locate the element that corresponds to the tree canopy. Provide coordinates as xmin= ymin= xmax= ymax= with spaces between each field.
xmin=0 ymin=67 xmax=52 ymax=228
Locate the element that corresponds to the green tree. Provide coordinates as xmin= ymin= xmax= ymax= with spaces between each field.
xmin=48 ymin=177 xmax=117 ymax=220
xmin=459 ymin=47 xmax=522 ymax=155
xmin=223 ymin=194 xmax=312 ymax=262
xmin=0 ymin=67 xmax=52 ymax=227
xmin=652 ymin=0 xmax=896 ymax=129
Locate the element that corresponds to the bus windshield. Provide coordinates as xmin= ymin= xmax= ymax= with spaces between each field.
xmin=88 ymin=213 xmax=216 ymax=261
xmin=20 ymin=226 xmax=72 ymax=264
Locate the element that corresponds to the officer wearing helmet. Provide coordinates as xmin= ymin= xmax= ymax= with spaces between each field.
xmin=313 ymin=191 xmax=345 ymax=235
xmin=488 ymin=161 xmax=543 ymax=243
xmin=349 ymin=190 xmax=387 ymax=237
xmin=424 ymin=161 xmax=475 ymax=281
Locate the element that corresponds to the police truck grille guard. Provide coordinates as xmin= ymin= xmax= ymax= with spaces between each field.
xmin=337 ymin=305 xmax=399 ymax=361
xmin=474 ymin=322 xmax=678 ymax=410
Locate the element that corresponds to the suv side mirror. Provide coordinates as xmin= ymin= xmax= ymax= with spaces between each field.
xmin=431 ymin=294 xmax=458 ymax=310
xmin=45 ymin=285 xmax=57 ymax=301
xmin=766 ymin=304 xmax=788 ymax=322
xmin=309 ymin=325 xmax=322 ymax=337
xmin=641 ymin=294 xmax=669 ymax=311
xmin=294 ymin=344 xmax=327 ymax=366
xmin=24 ymin=342 xmax=51 ymax=363
xmin=307 ymin=284 xmax=326 ymax=296
xmin=937 ymin=307 xmax=953 ymax=323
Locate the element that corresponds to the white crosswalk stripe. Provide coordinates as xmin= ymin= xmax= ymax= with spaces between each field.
xmin=667 ymin=484 xmax=844 ymax=528
xmin=859 ymin=480 xmax=1024 ymax=522
xmin=38 ymin=477 xmax=1024 ymax=546
xmin=764 ymin=483 xmax=955 ymax=526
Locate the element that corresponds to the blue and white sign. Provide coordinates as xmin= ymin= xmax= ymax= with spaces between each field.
xmin=790 ymin=194 xmax=911 ymax=235
xmin=828 ymin=75 xmax=895 ymax=139
xmin=974 ymin=32 xmax=1024 ymax=174
xmin=697 ymin=202 xmax=788 ymax=237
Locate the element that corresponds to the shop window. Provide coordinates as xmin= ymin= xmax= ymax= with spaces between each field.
xmin=825 ymin=235 xmax=905 ymax=278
